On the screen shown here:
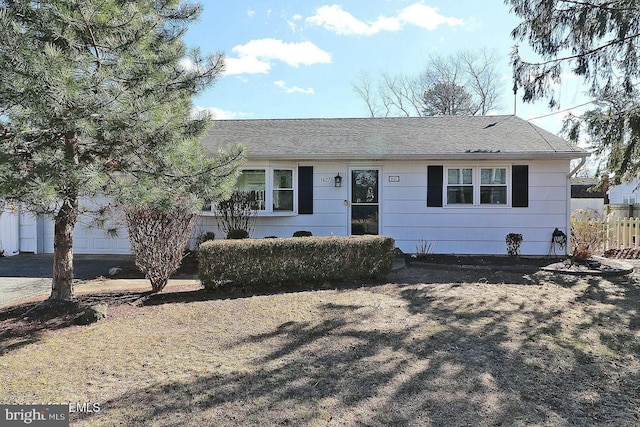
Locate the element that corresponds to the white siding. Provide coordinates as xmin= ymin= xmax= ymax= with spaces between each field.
xmin=197 ymin=159 xmax=572 ymax=256
xmin=608 ymin=179 xmax=640 ymax=204
xmin=18 ymin=211 xmax=37 ymax=253
xmin=0 ymin=208 xmax=20 ymax=256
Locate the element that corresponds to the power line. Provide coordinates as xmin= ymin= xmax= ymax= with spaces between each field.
xmin=526 ymin=100 xmax=597 ymax=121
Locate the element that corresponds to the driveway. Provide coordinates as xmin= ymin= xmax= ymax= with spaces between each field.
xmin=0 ymin=253 xmax=142 ymax=308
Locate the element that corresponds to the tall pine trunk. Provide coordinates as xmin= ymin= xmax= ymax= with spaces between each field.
xmin=50 ymin=132 xmax=79 ymax=301
xmin=51 ymin=197 xmax=78 ymax=300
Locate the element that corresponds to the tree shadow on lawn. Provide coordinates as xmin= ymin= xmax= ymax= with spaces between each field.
xmin=0 ymin=291 xmax=151 ymax=355
xmin=86 ymin=272 xmax=640 ymax=426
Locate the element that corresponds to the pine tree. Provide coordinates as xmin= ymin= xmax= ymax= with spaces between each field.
xmin=0 ymin=1 xmax=241 ymax=301
xmin=507 ymin=0 xmax=640 ymax=180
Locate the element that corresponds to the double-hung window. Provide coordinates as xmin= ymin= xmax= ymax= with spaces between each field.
xmin=272 ymin=169 xmax=294 ymax=211
xmin=447 ymin=168 xmax=474 ymax=204
xmin=445 ymin=166 xmax=508 ymax=206
xmin=480 ymin=168 xmax=507 ymax=205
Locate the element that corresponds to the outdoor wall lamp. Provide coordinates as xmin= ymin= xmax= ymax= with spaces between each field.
xmin=334 ymin=173 xmax=343 ymax=188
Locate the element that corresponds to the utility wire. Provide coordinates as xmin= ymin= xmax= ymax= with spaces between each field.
xmin=526 ymin=100 xmax=597 ymax=121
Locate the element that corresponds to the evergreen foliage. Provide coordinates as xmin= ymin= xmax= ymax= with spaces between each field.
xmin=507 ymin=0 xmax=640 ymax=181
xmin=0 ymin=1 xmax=244 ymax=300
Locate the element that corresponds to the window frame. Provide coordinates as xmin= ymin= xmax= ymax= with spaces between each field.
xmin=443 ymin=165 xmax=511 ymax=207
xmin=446 ymin=167 xmax=474 ymax=205
xmin=202 ymin=166 xmax=298 ymax=216
xmin=272 ymin=168 xmax=295 ymax=212
xmin=479 ymin=167 xmax=508 ymax=205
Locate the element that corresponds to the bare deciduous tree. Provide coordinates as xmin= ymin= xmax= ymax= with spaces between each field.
xmin=350 ymin=72 xmax=380 ymax=117
xmin=352 ymin=48 xmax=502 ymax=117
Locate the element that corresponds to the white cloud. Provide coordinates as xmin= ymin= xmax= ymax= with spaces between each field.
xmin=192 ymin=106 xmax=252 ymax=120
xmin=306 ymin=3 xmax=464 ymax=36
xmin=225 ymin=55 xmax=272 ymax=75
xmin=178 ymin=57 xmax=198 ymax=72
xmin=247 ymin=8 xmax=255 ymax=18
xmin=397 ymin=3 xmax=464 ymax=31
xmin=274 ymin=80 xmax=315 ymax=95
xmin=306 ymin=5 xmax=377 ymax=36
xmin=224 ymin=38 xmax=332 ymax=76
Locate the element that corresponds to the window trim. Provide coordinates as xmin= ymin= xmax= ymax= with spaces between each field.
xmin=443 ymin=165 xmax=511 ymax=207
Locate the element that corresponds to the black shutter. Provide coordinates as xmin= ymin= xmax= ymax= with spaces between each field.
xmin=427 ymin=166 xmax=443 ymax=207
xmin=512 ymin=165 xmax=529 ymax=207
xmin=298 ymin=166 xmax=313 ymax=214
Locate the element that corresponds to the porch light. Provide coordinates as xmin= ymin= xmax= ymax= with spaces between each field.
xmin=334 ymin=173 xmax=343 ymax=188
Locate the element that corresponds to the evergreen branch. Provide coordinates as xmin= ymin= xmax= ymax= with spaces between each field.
xmin=557 ymin=0 xmax=638 ymax=12
xmin=514 ymin=31 xmax=640 ymax=67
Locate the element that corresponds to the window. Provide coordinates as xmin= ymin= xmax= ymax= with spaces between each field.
xmin=445 ymin=166 xmax=509 ymax=206
xmin=273 ymin=169 xmax=293 ymax=211
xmin=236 ymin=169 xmax=266 ymax=210
xmin=228 ymin=168 xmax=295 ymax=213
xmin=623 ymin=194 xmax=636 ymax=205
xmin=447 ymin=168 xmax=474 ymax=204
xmin=480 ymin=168 xmax=507 ymax=205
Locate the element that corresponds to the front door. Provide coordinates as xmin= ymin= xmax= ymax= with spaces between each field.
xmin=350 ymin=168 xmax=380 ymax=235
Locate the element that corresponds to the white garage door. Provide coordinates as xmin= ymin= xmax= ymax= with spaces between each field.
xmin=42 ymin=198 xmax=131 ymax=254
xmin=42 ymin=219 xmax=131 ymax=254
xmin=44 ymin=220 xmax=131 ymax=254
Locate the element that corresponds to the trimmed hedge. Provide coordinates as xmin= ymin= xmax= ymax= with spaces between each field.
xmin=199 ymin=235 xmax=395 ymax=290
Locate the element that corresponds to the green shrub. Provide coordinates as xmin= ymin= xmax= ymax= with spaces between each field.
xmin=226 ymin=229 xmax=249 ymax=239
xmin=505 ymin=233 xmax=523 ymax=256
xmin=292 ymin=230 xmax=312 ymax=237
xmin=195 ymin=231 xmax=216 ymax=246
xmin=199 ymin=235 xmax=395 ymax=290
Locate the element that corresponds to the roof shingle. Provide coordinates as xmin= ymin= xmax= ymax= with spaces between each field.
xmin=201 ymin=115 xmax=587 ymax=161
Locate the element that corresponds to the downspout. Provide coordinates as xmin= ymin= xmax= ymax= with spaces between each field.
xmin=567 ymin=157 xmax=587 ymax=179
xmin=565 ymin=157 xmax=588 ymax=256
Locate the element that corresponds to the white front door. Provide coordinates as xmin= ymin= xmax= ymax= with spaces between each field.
xmin=349 ymin=168 xmax=381 ymax=235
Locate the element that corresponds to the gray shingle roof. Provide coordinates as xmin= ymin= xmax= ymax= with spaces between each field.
xmin=201 ymin=115 xmax=587 ymax=161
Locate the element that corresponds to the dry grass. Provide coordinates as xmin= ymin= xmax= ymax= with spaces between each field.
xmin=1 ymin=266 xmax=640 ymax=426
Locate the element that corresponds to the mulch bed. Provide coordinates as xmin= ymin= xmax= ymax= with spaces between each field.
xmin=412 ymin=254 xmax=562 ymax=268
xmin=604 ymin=248 xmax=640 ymax=259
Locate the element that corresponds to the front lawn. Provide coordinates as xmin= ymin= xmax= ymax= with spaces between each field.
xmin=1 ymin=266 xmax=639 ymax=426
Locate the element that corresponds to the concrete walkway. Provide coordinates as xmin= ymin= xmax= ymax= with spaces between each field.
xmin=0 ymin=253 xmax=142 ymax=308
xmin=0 ymin=277 xmax=51 ymax=308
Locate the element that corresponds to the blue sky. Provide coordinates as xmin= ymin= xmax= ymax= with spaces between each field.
xmin=183 ymin=1 xmax=592 ymax=137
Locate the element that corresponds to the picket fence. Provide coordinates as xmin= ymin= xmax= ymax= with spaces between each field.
xmin=604 ymin=217 xmax=640 ymax=250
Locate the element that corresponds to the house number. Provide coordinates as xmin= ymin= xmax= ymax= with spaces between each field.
xmin=389 ymin=176 xmax=400 ymax=182
xmin=321 ymin=177 xmax=332 ymax=183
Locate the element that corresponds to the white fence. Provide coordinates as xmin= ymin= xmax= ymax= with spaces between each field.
xmin=605 ymin=217 xmax=640 ymax=250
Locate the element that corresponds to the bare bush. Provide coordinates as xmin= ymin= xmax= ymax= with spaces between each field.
xmin=215 ymin=191 xmax=257 ymax=238
xmin=125 ymin=205 xmax=198 ymax=293
xmin=570 ymin=209 xmax=605 ymax=259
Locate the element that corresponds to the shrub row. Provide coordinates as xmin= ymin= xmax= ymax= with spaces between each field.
xmin=198 ymin=235 xmax=395 ymax=290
